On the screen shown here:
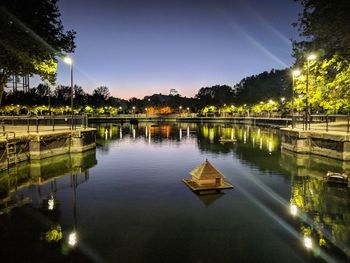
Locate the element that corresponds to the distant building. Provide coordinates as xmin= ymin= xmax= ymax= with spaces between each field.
xmin=169 ymin=89 xmax=178 ymax=96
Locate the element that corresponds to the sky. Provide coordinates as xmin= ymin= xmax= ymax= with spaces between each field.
xmin=52 ymin=0 xmax=301 ymax=99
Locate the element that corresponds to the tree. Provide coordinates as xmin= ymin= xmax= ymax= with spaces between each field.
xmin=195 ymin=85 xmax=235 ymax=107
xmin=0 ymin=0 xmax=76 ymax=105
xmin=234 ymin=69 xmax=291 ymax=104
xmin=73 ymin=85 xmax=87 ymax=106
xmin=91 ymin=86 xmax=110 ymax=107
xmin=53 ymin=85 xmax=71 ymax=104
xmin=294 ymin=55 xmax=350 ymax=114
xmin=293 ymin=0 xmax=350 ymax=59
xmin=36 ymin=83 xmax=50 ymax=98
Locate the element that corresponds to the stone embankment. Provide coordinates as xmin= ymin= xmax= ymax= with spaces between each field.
xmin=0 ymin=127 xmax=96 ymax=171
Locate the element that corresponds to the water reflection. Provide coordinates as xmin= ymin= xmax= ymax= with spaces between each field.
xmin=0 ymin=150 xmax=97 ymax=215
xmin=1 ymin=122 xmax=350 ymax=262
xmin=94 ymin=123 xmax=280 ymax=158
xmin=282 ymin=151 xmax=350 ymax=259
xmin=93 ymin=123 xmax=350 ymax=260
xmin=194 ymin=191 xmax=225 ymax=208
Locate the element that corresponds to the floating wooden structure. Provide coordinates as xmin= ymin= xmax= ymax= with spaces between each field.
xmin=219 ymin=137 xmax=237 ymax=143
xmin=324 ymin=171 xmax=349 ymax=185
xmin=182 ymin=159 xmax=233 ymax=192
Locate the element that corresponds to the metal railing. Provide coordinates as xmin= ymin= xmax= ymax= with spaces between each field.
xmin=0 ymin=114 xmax=89 ymax=133
xmin=292 ymin=114 xmax=350 ymax=133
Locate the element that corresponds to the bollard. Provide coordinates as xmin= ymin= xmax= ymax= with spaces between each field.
xmin=326 ymin=114 xmax=328 ymax=132
xmin=52 ymin=117 xmax=55 ymax=131
xmin=27 ymin=118 xmax=29 ymax=133
xmin=347 ymin=113 xmax=350 ymax=133
xmin=36 ymin=118 xmax=39 ymax=133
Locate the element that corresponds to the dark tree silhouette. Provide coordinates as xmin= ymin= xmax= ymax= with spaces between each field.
xmin=293 ymin=0 xmax=350 ymax=60
xmin=0 ymin=0 xmax=76 ymax=105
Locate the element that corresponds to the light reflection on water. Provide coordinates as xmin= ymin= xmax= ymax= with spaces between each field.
xmin=0 ymin=122 xmax=349 ymax=263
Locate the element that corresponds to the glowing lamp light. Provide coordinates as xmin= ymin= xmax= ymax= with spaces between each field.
xmin=243 ymin=104 xmax=247 ymax=107
xmin=179 ymin=106 xmax=182 ymax=109
xmin=304 ymin=236 xmax=313 ymax=249
xmin=290 ymin=204 xmax=298 ymax=216
xmin=260 ymin=101 xmax=263 ymax=104
xmin=68 ymin=232 xmax=78 ymax=246
xmin=281 ymin=97 xmax=285 ymax=102
xmin=48 ymin=197 xmax=55 ymax=210
xmin=269 ymin=99 xmax=274 ymax=104
xmin=63 ymin=56 xmax=72 ymax=65
xmin=186 ymin=107 xmax=190 ymax=111
xmin=119 ymin=106 xmax=122 ymax=110
xmin=307 ymin=54 xmax=317 ymax=61
xmin=293 ymin=69 xmax=301 ymax=77
xmin=132 ymin=106 xmax=135 ymax=110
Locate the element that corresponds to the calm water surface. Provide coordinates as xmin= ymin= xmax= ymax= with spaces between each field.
xmin=0 ymin=123 xmax=349 ymax=263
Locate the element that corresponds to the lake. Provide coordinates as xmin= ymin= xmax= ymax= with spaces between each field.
xmin=0 ymin=122 xmax=349 ymax=263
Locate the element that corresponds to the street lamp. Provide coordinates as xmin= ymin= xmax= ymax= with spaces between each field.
xmin=63 ymin=56 xmax=73 ymax=130
xmin=292 ymin=69 xmax=301 ymax=128
xmin=306 ymin=54 xmax=316 ymax=130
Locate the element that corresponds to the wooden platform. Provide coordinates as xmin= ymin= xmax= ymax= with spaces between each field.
xmin=219 ymin=138 xmax=237 ymax=143
xmin=182 ymin=179 xmax=233 ymax=192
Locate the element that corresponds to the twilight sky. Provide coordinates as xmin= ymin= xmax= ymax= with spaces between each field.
xmin=54 ymin=0 xmax=301 ymax=99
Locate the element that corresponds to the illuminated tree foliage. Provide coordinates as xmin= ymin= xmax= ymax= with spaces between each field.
xmin=0 ymin=0 xmax=76 ymax=105
xmin=293 ymin=55 xmax=350 ymax=113
xmin=41 ymin=225 xmax=63 ymax=243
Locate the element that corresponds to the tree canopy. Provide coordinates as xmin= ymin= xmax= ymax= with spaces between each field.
xmin=292 ymin=0 xmax=350 ymax=114
xmin=293 ymin=0 xmax=350 ymax=60
xmin=0 ymin=0 xmax=75 ymax=104
xmin=234 ymin=69 xmax=291 ymax=105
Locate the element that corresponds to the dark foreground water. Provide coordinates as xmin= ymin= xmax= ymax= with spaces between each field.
xmin=0 ymin=123 xmax=349 ymax=263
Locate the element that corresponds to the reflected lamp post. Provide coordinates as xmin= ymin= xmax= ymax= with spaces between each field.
xmin=292 ymin=70 xmax=301 ymax=128
xmin=63 ymin=56 xmax=73 ymax=130
xmin=68 ymin=173 xmax=78 ymax=247
xmin=306 ymin=54 xmax=316 ymax=130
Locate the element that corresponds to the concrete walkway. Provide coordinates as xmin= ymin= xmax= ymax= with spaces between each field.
xmin=293 ymin=121 xmax=350 ymax=134
xmin=0 ymin=125 xmax=92 ymax=138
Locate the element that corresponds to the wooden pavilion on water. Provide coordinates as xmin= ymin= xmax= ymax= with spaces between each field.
xmin=182 ymin=159 xmax=233 ymax=192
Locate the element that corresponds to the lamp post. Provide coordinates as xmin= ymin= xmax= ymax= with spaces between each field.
xmin=292 ymin=70 xmax=301 ymax=128
xmin=306 ymin=54 xmax=316 ymax=130
xmin=63 ymin=56 xmax=73 ymax=130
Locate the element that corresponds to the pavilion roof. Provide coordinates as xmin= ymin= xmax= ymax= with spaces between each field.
xmin=190 ymin=159 xmax=225 ymax=180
